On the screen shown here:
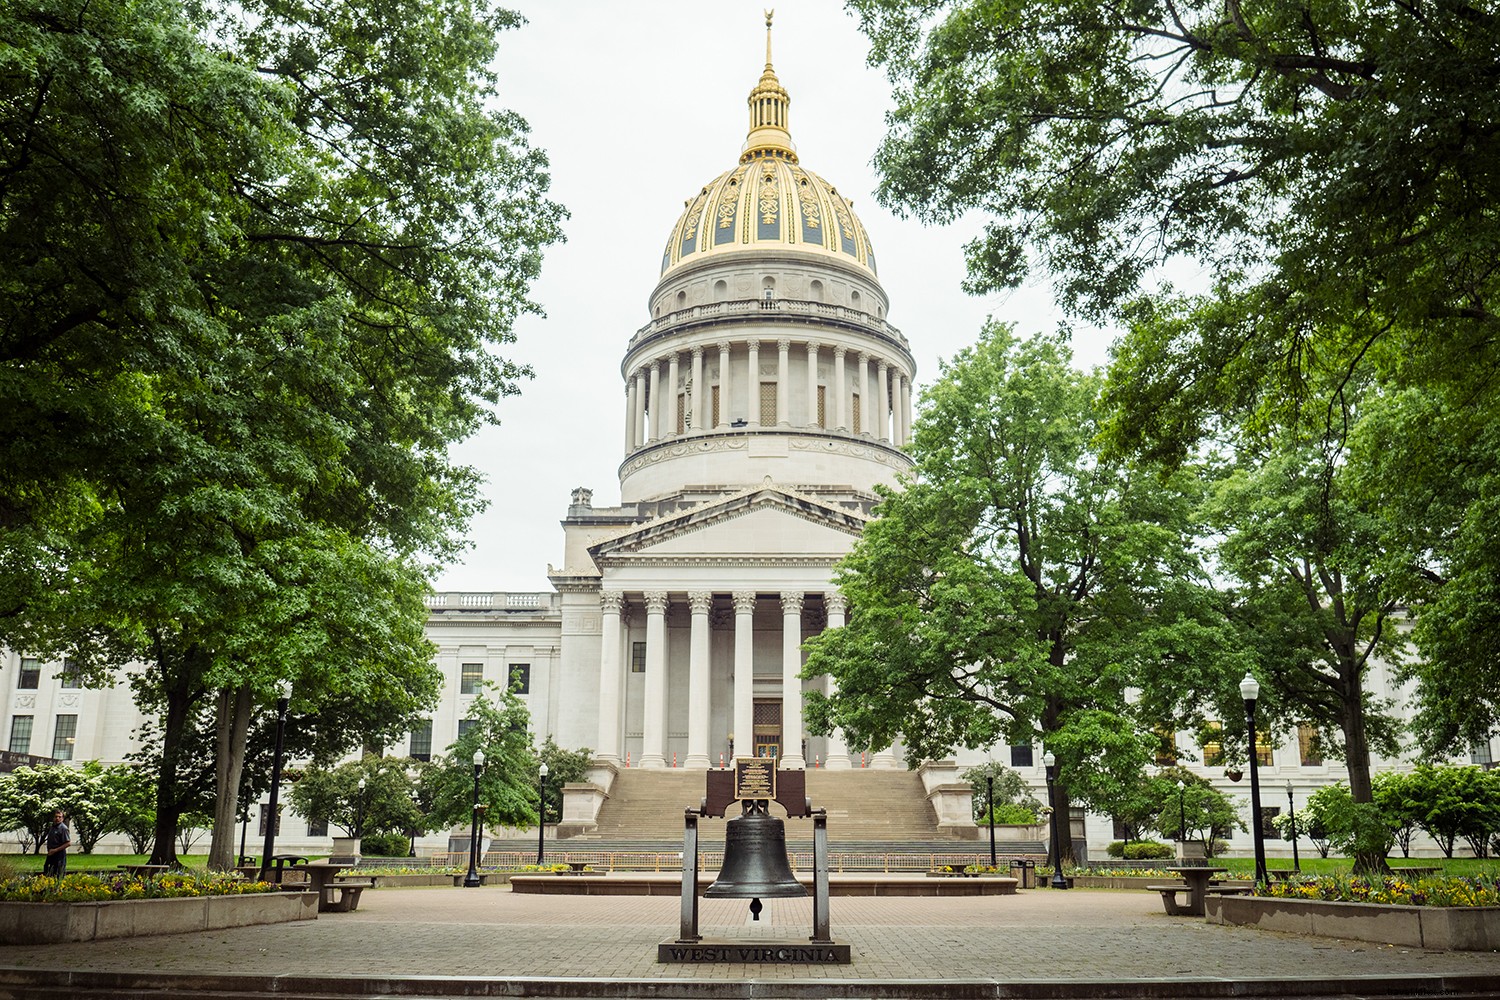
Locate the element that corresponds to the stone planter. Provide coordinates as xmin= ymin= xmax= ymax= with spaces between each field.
xmin=329 ymin=837 xmax=362 ymax=864
xmin=0 ymin=892 xmax=316 ymax=945
xmin=1206 ymin=894 xmax=1500 ymax=951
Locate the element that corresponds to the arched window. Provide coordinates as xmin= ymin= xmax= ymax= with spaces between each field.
xmin=713 ymin=279 xmax=728 ymax=302
xmin=810 ymin=279 xmax=824 ymax=302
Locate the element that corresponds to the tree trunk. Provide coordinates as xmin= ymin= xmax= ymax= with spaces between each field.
xmin=148 ymin=646 xmax=203 ymax=867
xmin=207 ymin=685 xmax=252 ymax=871
xmin=1339 ymin=674 xmax=1389 ymax=875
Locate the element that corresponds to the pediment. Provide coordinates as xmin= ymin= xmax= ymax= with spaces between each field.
xmin=589 ymin=485 xmax=866 ymax=563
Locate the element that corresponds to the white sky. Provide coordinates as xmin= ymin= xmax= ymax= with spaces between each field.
xmin=433 ymin=1 xmax=1118 ymax=592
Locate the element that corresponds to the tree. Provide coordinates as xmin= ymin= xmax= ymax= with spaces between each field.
xmin=803 ymin=324 xmax=1244 ymax=861
xmin=535 ymin=738 xmax=593 ymax=826
xmin=1372 ymin=771 xmax=1421 ymax=860
xmin=1305 ymin=782 xmax=1395 ymax=864
xmin=423 ymin=684 xmax=539 ymax=832
xmin=1208 ymin=438 xmax=1407 ymax=839
xmin=0 ymin=0 xmax=563 ymax=869
xmin=98 ymin=764 xmax=157 ymax=856
xmin=289 ymin=755 xmax=424 ymax=840
xmin=848 ymin=0 xmax=1500 ymax=743
xmin=960 ymin=762 xmax=1041 ymax=823
xmin=0 ymin=765 xmax=79 ymax=854
xmin=1401 ymin=764 xmax=1500 ymax=860
xmin=1151 ymin=766 xmax=1244 ymax=857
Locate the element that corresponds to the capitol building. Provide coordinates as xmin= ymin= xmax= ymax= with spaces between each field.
xmin=2 ymin=17 xmax=1491 ymax=858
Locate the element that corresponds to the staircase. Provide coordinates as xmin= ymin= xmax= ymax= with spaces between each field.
xmin=546 ymin=768 xmax=1034 ymax=851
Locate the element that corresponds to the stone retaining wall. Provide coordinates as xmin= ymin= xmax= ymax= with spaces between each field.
xmin=1205 ymin=895 xmax=1500 ymax=951
xmin=0 ymin=891 xmax=317 ymax=944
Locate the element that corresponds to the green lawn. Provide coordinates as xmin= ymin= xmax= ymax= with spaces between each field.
xmin=0 ymin=854 xmax=211 ymax=874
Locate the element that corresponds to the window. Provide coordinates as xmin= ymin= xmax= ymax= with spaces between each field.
xmin=306 ymin=818 xmax=328 ymax=837
xmin=1254 ymin=732 xmax=1274 ymax=768
xmin=677 ymin=393 xmax=686 ymax=433
xmin=759 ymin=382 xmax=776 ymax=425
xmin=711 ymin=385 xmax=721 ymax=426
xmin=18 ymin=658 xmax=40 ymax=690
xmin=8 ymin=716 xmax=32 ymax=754
xmin=1200 ymin=722 xmax=1224 ymax=768
xmin=1262 ymin=806 xmax=1281 ymax=840
xmin=631 ymin=641 xmax=646 ymax=673
xmin=51 ymin=714 xmax=77 ymax=760
xmin=460 ymin=662 xmax=483 ymax=695
xmin=409 ymin=720 xmax=433 ymax=762
xmin=58 ymin=658 xmax=82 ymax=689
xmin=508 ymin=663 xmax=530 ymax=695
xmin=258 ymin=804 xmax=281 ymax=837
xmin=1009 ymin=744 xmax=1034 ymax=767
xmin=457 ymin=718 xmax=475 ymax=738
xmin=1298 ymin=724 xmax=1323 ymax=766
xmin=851 ymin=393 xmax=861 ymax=431
xmin=1471 ymin=740 xmax=1494 ymax=766
xmin=1155 ymin=728 xmax=1178 ymax=766
xmin=816 ymin=385 xmax=827 ymax=428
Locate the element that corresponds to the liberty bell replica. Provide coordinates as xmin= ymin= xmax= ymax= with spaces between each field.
xmin=706 ymin=800 xmax=805 ymax=917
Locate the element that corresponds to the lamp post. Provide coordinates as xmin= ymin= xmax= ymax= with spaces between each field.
xmin=257 ymin=679 xmax=293 ymax=883
xmin=1176 ymin=779 xmax=1186 ymax=842
xmin=1286 ymin=780 xmax=1301 ymax=873
xmin=1240 ymin=673 xmax=1269 ymax=884
xmin=464 ymin=749 xmax=485 ymax=888
xmin=355 ymin=776 xmax=366 ymax=842
xmin=537 ymin=761 xmax=549 ymax=866
xmin=986 ymin=774 xmax=997 ymax=868
xmin=1042 ymin=750 xmax=1069 ymax=889
xmin=409 ymin=790 xmax=420 ymax=858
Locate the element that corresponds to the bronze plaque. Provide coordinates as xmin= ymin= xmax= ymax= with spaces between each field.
xmin=734 ymin=758 xmax=776 ymax=800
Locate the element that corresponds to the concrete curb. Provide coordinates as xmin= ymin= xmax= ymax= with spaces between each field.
xmin=0 ymin=969 xmax=1498 ymax=999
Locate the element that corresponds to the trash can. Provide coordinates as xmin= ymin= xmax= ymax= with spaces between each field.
xmin=1010 ymin=859 xmax=1035 ymax=888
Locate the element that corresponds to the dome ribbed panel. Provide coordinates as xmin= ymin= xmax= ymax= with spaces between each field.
xmin=660 ymin=159 xmax=877 ymax=279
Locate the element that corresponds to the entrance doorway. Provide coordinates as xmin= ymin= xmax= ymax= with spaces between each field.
xmin=752 ymin=698 xmax=782 ymax=761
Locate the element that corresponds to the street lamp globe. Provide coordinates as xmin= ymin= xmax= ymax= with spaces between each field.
xmin=1239 ymin=673 xmax=1260 ymax=703
xmin=473 ymin=748 xmax=485 ymax=767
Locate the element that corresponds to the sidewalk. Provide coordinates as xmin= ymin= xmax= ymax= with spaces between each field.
xmin=0 ymin=884 xmax=1497 ymax=996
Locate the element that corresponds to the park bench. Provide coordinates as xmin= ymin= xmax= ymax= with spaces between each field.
xmin=320 ymin=877 xmax=375 ymax=912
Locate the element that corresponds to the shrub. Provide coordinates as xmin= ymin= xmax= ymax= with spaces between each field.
xmin=976 ymin=803 xmax=1037 ymax=825
xmin=1105 ymin=840 xmax=1126 ymax=859
xmin=1122 ymin=841 xmax=1175 ymax=860
xmin=359 ymin=832 xmax=409 ymax=857
xmin=0 ymin=871 xmax=276 ymax=903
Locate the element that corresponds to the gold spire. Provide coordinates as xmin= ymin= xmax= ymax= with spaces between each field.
xmin=741 ymin=9 xmax=797 ymax=163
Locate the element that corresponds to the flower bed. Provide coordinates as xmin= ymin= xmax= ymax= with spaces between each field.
xmin=1207 ymin=875 xmax=1500 ymax=951
xmin=0 ymin=873 xmax=311 ymax=944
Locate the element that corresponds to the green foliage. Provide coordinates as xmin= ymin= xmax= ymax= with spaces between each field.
xmin=358 ymin=832 xmax=410 ymax=858
xmin=1151 ymin=766 xmax=1245 ymax=856
xmin=535 ymin=737 xmax=593 ymax=824
xmin=1122 ymin=841 xmax=1175 ymax=861
xmin=1257 ymin=873 xmax=1500 ymax=908
xmin=976 ymin=803 xmax=1037 ymax=825
xmin=1395 ymin=764 xmax=1500 ymax=860
xmin=288 ymin=755 xmax=423 ymax=840
xmin=803 ymin=325 xmax=1242 ymax=851
xmin=0 ymin=0 xmax=562 ymax=864
xmin=422 ymin=684 xmax=539 ymax=831
xmin=1305 ymin=783 xmax=1395 ymax=871
xmin=960 ymin=762 xmax=1040 ymax=821
xmin=0 ymin=871 xmax=275 ymax=903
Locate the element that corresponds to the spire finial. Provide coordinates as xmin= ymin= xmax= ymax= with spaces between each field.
xmin=742 ymin=10 xmax=796 ymax=163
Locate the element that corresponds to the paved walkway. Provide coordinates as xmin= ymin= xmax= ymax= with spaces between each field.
xmin=1 ymin=885 xmax=1498 ymax=990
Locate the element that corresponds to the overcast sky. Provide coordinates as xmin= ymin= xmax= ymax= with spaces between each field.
xmin=432 ymin=1 xmax=1117 ymax=593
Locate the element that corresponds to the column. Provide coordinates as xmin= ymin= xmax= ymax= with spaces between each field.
xmin=899 ymin=373 xmax=911 ymax=445
xmin=805 ymin=342 xmax=820 ymax=428
xmin=640 ymin=591 xmax=668 ymax=768
xmin=732 ymin=591 xmax=755 ymax=762
xmin=746 ymin=340 xmax=760 ymax=427
xmin=877 ymin=359 xmax=891 ymax=442
xmin=666 ymin=352 xmax=680 ymax=437
xmin=597 ymin=591 xmax=625 ymax=763
xmin=632 ymin=370 xmax=647 ymax=449
xmin=647 ymin=362 xmax=662 ymax=442
xmin=716 ymin=341 xmax=731 ymax=429
xmin=690 ymin=346 xmax=704 ymax=432
xmin=822 ymin=592 xmax=851 ymax=768
xmin=685 ymin=592 xmax=712 ymax=768
xmin=776 ymin=339 xmax=791 ymax=425
xmin=833 ymin=347 xmax=847 ymax=430
xmin=780 ymin=592 xmax=806 ymax=769
xmin=864 ymin=353 xmax=876 ymax=434
xmin=624 ymin=381 xmax=637 ymax=453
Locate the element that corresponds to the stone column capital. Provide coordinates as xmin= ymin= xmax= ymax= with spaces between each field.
xmin=806 ymin=341 xmax=821 ymax=353
xmin=644 ymin=591 xmax=669 ymax=615
xmin=732 ymin=591 xmax=757 ymax=614
xmin=688 ymin=591 xmax=713 ymax=614
xmin=777 ymin=338 xmax=791 ymax=352
xmin=833 ymin=345 xmax=847 ymax=359
xmin=691 ymin=345 xmax=704 ymax=360
xmin=600 ymin=591 xmax=626 ymax=614
xmin=716 ymin=340 xmax=732 ymax=352
xmin=780 ymin=591 xmax=804 ymax=616
xmin=824 ymin=592 xmax=847 ymax=616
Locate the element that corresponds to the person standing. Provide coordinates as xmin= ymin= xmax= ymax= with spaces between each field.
xmin=42 ymin=809 xmax=70 ymax=878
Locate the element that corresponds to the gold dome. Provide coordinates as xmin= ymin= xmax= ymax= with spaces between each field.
xmin=658 ymin=12 xmax=878 ymax=279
